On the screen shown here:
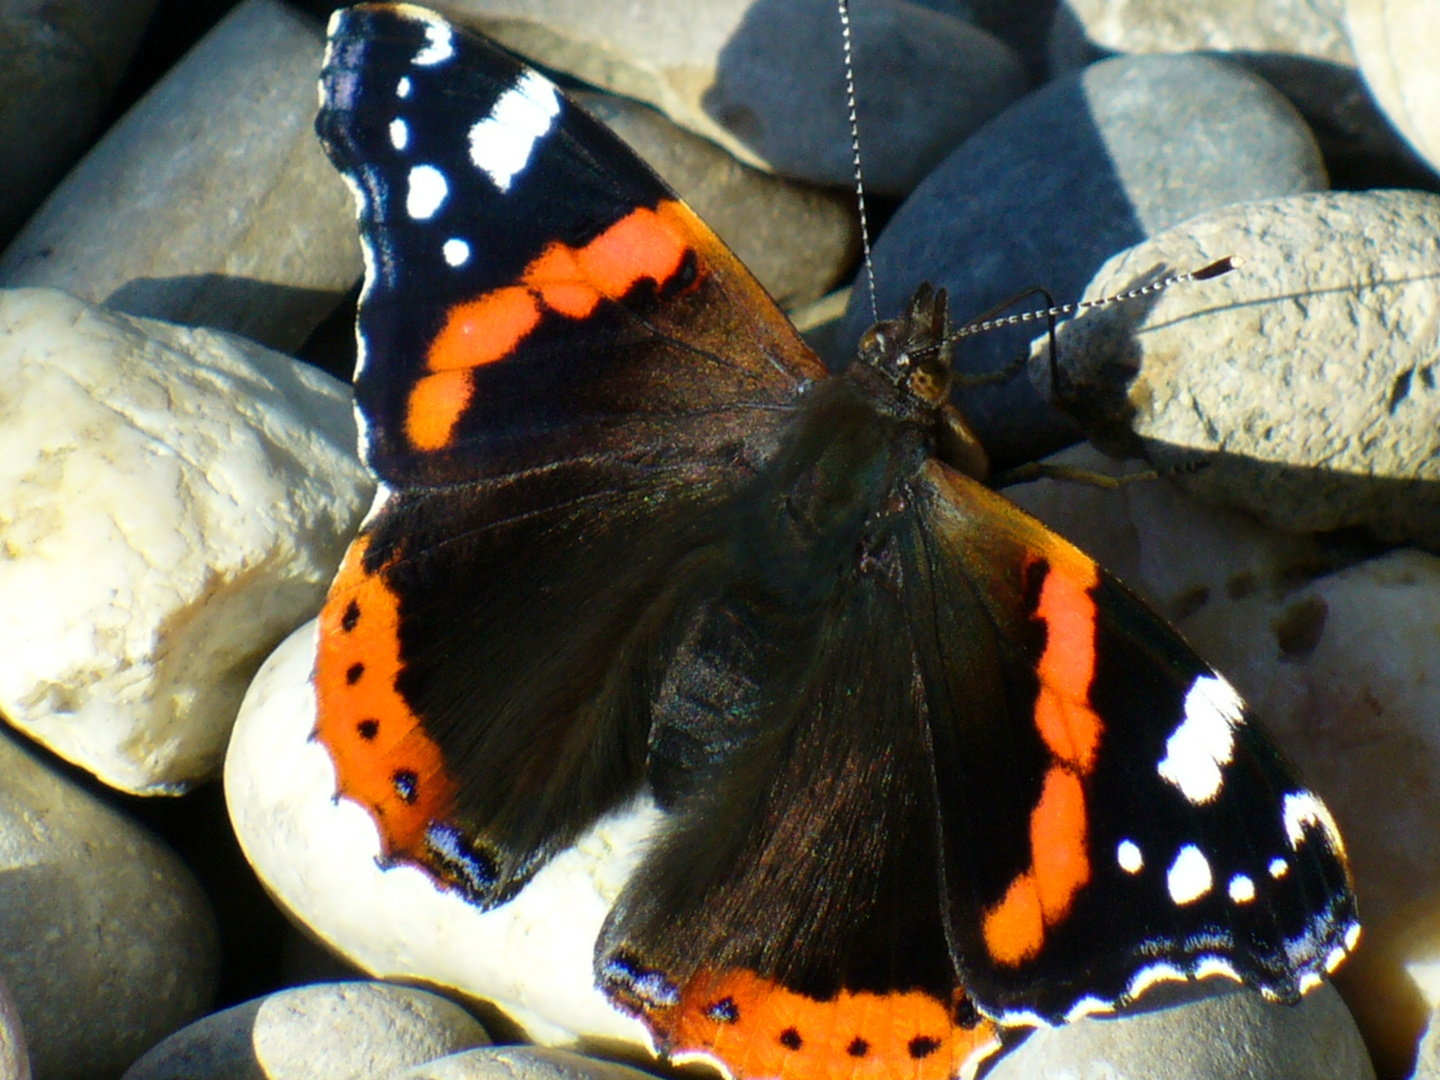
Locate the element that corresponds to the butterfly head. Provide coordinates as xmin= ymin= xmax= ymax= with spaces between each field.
xmin=856 ymin=283 xmax=954 ymax=408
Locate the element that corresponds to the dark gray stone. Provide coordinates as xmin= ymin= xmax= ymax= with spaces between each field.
xmin=841 ymin=51 xmax=1327 ymax=468
xmin=704 ymin=0 xmax=1027 ymax=193
xmin=0 ymin=727 xmax=218 ymax=1080
xmin=0 ymin=0 xmax=160 ymax=246
xmin=0 ymin=0 xmax=361 ymax=353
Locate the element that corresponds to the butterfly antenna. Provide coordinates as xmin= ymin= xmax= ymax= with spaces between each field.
xmin=837 ymin=0 xmax=878 ymax=325
xmin=949 ymin=257 xmax=1243 ymax=342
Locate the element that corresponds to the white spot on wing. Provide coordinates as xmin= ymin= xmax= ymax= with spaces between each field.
xmin=1282 ymin=791 xmax=1346 ymax=855
xmin=1157 ymin=674 xmax=1245 ymax=804
xmin=412 ymin=19 xmax=454 ymax=66
xmin=1298 ymin=971 xmax=1324 ymax=995
xmin=442 ymin=238 xmax=471 ymax=267
xmin=1167 ymin=844 xmax=1213 ymax=905
xmin=1269 ymin=856 xmax=1289 ymax=879
xmin=1228 ymin=873 xmax=1255 ymax=903
xmin=389 ymin=118 xmax=409 ymax=150
xmin=397 ymin=76 xmax=412 ymax=98
xmin=468 ymin=70 xmax=561 ymax=192
xmin=1117 ymin=839 xmax=1143 ymax=874
xmin=1344 ymin=923 xmax=1361 ymax=951
xmin=406 ymin=164 xmax=447 ymax=219
xmin=1325 ymin=945 xmax=1348 ymax=973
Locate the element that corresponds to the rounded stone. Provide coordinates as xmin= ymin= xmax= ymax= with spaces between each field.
xmin=1048 ymin=0 xmax=1354 ymax=69
xmin=0 ymin=726 xmax=218 ymax=1080
xmin=697 ymin=0 xmax=1026 ymax=193
xmin=1030 ymin=190 xmax=1440 ymax=546
xmin=989 ymin=984 xmax=1371 ymax=1080
xmin=0 ymin=288 xmax=373 ymax=793
xmin=0 ymin=0 xmax=160 ymax=245
xmin=0 ymin=0 xmax=361 ymax=353
xmin=842 ymin=51 xmax=1327 ymax=468
xmin=1047 ymin=0 xmax=1432 ymax=203
xmin=393 ymin=1046 xmax=660 ymax=1080
xmin=225 ymin=622 xmax=656 ymax=1050
xmin=572 ymin=90 xmax=856 ymax=309
xmin=1346 ymin=0 xmax=1440 ymax=177
xmin=120 ymin=982 xmax=489 ymax=1080
xmin=0 ymin=972 xmax=30 ymax=1080
xmin=431 ymin=0 xmax=1022 ymax=192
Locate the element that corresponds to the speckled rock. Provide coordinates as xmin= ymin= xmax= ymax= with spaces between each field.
xmin=0 ymin=0 xmax=360 ymax=352
xmin=1005 ymin=444 xmax=1343 ymax=622
xmin=1048 ymin=0 xmax=1354 ymax=69
xmin=225 ymin=621 xmax=656 ymax=1049
xmin=1048 ymin=0 xmax=1432 ymax=197
xmin=990 ymin=983 xmax=1370 ymax=1080
xmin=0 ymin=288 xmax=372 ymax=793
xmin=572 ymin=90 xmax=855 ymax=309
xmin=121 ymin=982 xmax=489 ymax=1080
xmin=0 ymin=0 xmax=160 ymax=245
xmin=0 ymin=726 xmax=218 ymax=1080
xmin=842 ymin=51 xmax=1327 ymax=468
xmin=1029 ymin=189 xmax=1440 ymax=547
xmin=1346 ymin=0 xmax=1440 ymax=177
xmin=392 ymin=1046 xmax=656 ymax=1080
xmin=425 ymin=0 xmax=1023 ymax=192
xmin=0 ymin=973 xmax=30 ymax=1080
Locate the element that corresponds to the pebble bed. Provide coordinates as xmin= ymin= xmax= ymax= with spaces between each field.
xmin=0 ymin=1 xmax=1437 ymax=1079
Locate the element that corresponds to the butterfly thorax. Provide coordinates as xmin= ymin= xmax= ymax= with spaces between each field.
xmin=731 ymin=285 xmax=986 ymax=607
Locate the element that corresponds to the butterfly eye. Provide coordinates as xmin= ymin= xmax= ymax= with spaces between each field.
xmin=858 ymin=326 xmax=886 ymax=361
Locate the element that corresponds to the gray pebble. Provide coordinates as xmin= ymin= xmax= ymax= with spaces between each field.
xmin=842 ymin=51 xmax=1327 ymax=467
xmin=0 ymin=0 xmax=159 ymax=245
xmin=1048 ymin=0 xmax=1354 ymax=72
xmin=0 ymin=0 xmax=361 ymax=352
xmin=990 ymin=984 xmax=1372 ymax=1080
xmin=0 ymin=727 xmax=218 ymax=1080
xmin=572 ymin=90 xmax=856 ymax=309
xmin=1048 ymin=0 xmax=1434 ymax=200
xmin=439 ymin=0 xmax=1022 ymax=192
xmin=1031 ymin=189 xmax=1440 ymax=546
xmin=122 ymin=982 xmax=489 ymax=1080
xmin=700 ymin=0 xmax=1026 ymax=193
xmin=391 ymin=1046 xmax=654 ymax=1080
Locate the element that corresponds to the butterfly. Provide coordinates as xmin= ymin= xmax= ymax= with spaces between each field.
xmin=311 ymin=6 xmax=1359 ymax=1078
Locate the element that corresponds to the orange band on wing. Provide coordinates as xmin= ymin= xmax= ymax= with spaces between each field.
xmin=407 ymin=200 xmax=699 ymax=451
xmin=647 ymin=969 xmax=1001 ymax=1080
xmin=314 ymin=535 xmax=459 ymax=857
xmin=984 ymin=557 xmax=1102 ymax=968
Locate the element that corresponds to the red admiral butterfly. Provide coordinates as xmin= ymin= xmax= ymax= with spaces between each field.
xmin=312 ymin=6 xmax=1359 ymax=1078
